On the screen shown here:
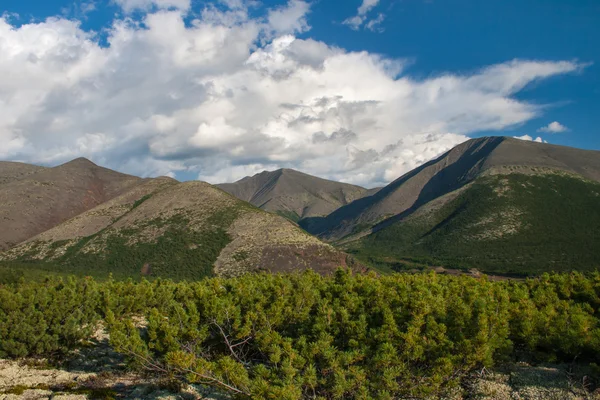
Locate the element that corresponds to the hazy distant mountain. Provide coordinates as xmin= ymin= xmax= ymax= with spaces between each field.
xmin=0 ymin=158 xmax=142 ymax=250
xmin=217 ymin=168 xmax=377 ymax=221
xmin=300 ymin=136 xmax=600 ymax=274
xmin=0 ymin=161 xmax=357 ymax=280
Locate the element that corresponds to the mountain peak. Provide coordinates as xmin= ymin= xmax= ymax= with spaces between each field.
xmin=62 ymin=157 xmax=98 ymax=168
xmin=217 ymin=168 xmax=370 ymax=220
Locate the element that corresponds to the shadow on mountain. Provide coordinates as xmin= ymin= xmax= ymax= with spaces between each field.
xmin=301 ymin=137 xmax=504 ymax=238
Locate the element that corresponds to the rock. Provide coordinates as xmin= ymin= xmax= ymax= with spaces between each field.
xmin=0 ymin=389 xmax=52 ymax=400
xmin=0 ymin=360 xmax=94 ymax=392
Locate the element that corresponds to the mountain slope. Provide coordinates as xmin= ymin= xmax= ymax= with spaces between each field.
xmin=217 ymin=168 xmax=374 ymax=221
xmin=1 ymin=181 xmax=357 ymax=280
xmin=347 ymin=171 xmax=600 ymax=275
xmin=0 ymin=158 xmax=142 ymax=250
xmin=0 ymin=161 xmax=47 ymax=185
xmin=301 ymin=137 xmax=600 ymax=241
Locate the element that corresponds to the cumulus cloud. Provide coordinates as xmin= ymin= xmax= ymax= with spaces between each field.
xmin=343 ymin=0 xmax=383 ymax=31
xmin=537 ymin=121 xmax=569 ymax=133
xmin=514 ymin=135 xmax=545 ymax=143
xmin=0 ymin=3 xmax=586 ymax=187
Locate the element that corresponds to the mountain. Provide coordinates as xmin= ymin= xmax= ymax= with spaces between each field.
xmin=300 ymin=137 xmax=600 ymax=275
xmin=0 ymin=158 xmax=142 ymax=250
xmin=1 ymin=175 xmax=358 ymax=280
xmin=301 ymin=137 xmax=600 ymax=240
xmin=217 ymin=168 xmax=376 ymax=222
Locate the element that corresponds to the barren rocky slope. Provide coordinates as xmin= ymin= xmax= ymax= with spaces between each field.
xmin=0 ymin=162 xmax=46 ymax=185
xmin=217 ymin=168 xmax=375 ymax=221
xmin=0 ymin=158 xmax=142 ymax=250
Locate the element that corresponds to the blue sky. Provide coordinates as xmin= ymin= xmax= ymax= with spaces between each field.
xmin=0 ymin=0 xmax=598 ymax=186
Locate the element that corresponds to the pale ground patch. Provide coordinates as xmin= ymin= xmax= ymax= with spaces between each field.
xmin=0 ymin=321 xmax=229 ymax=400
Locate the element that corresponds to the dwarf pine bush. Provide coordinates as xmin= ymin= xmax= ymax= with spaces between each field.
xmin=1 ymin=270 xmax=599 ymax=398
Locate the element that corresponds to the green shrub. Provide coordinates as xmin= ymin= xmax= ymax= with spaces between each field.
xmin=0 ymin=277 xmax=101 ymax=358
xmin=1 ymin=270 xmax=599 ymax=398
xmin=105 ymin=270 xmax=600 ymax=398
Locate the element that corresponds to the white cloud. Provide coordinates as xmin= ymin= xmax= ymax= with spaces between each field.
xmin=114 ymin=0 xmax=191 ymax=13
xmin=267 ymin=0 xmax=311 ymax=36
xmin=358 ymin=0 xmax=380 ymax=15
xmin=0 ymin=6 xmax=586 ymax=188
xmin=343 ymin=0 xmax=384 ymax=31
xmin=514 ymin=135 xmax=545 ymax=143
xmin=365 ymin=13 xmax=385 ymax=32
xmin=537 ymin=121 xmax=569 ymax=133
xmin=62 ymin=1 xmax=97 ymax=19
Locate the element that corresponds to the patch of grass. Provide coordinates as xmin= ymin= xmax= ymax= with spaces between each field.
xmin=275 ymin=210 xmax=301 ymax=223
xmin=131 ymin=194 xmax=152 ymax=210
xmin=2 ymin=385 xmax=28 ymax=395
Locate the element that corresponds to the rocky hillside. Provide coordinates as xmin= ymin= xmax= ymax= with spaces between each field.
xmin=1 ymin=179 xmax=356 ymax=280
xmin=0 ymin=161 xmax=46 ymax=185
xmin=0 ymin=158 xmax=142 ymax=250
xmin=217 ymin=168 xmax=376 ymax=222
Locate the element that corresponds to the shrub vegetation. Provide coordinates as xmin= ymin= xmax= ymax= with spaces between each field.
xmin=1 ymin=270 xmax=599 ymax=398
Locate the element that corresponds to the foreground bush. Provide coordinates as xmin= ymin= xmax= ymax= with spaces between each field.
xmin=106 ymin=270 xmax=600 ymax=399
xmin=0 ymin=277 xmax=100 ymax=358
xmin=1 ymin=270 xmax=599 ymax=398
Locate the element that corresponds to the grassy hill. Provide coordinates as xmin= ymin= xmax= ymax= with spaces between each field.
xmin=0 ymin=180 xmax=356 ymax=281
xmin=347 ymin=171 xmax=600 ymax=275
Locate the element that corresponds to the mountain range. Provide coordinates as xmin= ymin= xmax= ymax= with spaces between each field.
xmin=0 ymin=159 xmax=358 ymax=281
xmin=1 ymin=136 xmax=599 ymax=279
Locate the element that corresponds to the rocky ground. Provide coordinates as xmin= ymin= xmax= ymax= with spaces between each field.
xmin=0 ymin=323 xmax=230 ymax=400
xmin=2 ymin=359 xmax=597 ymax=399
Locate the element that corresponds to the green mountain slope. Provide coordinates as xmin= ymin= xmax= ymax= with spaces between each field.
xmin=347 ymin=171 xmax=600 ymax=275
xmin=301 ymin=137 xmax=600 ymax=242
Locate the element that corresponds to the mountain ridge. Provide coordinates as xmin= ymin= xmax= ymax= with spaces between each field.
xmin=0 ymin=157 xmax=143 ymax=250
xmin=300 ymin=136 xmax=600 ymax=241
xmin=3 ymin=137 xmax=600 ymax=278
xmin=0 ymin=162 xmax=358 ymax=280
